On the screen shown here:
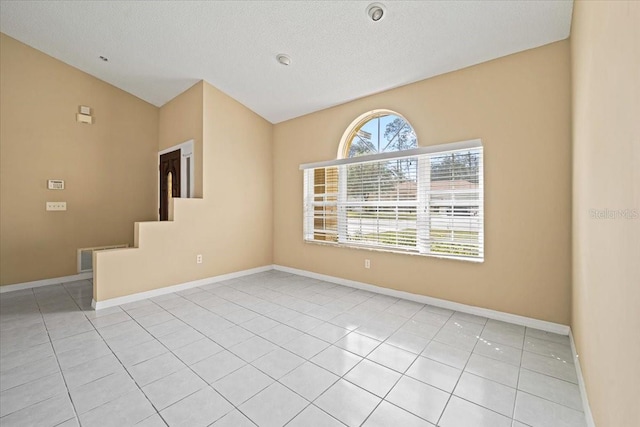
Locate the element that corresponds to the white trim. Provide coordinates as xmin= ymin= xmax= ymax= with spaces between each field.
xmin=7 ymin=262 xmax=590 ymax=425
xmin=301 ymin=138 xmax=482 ymax=170
xmin=0 ymin=272 xmax=93 ymax=293
xmin=158 ymin=139 xmax=194 ymax=156
xmin=8 ymin=264 xmax=571 ymax=337
xmin=273 ymin=265 xmax=570 ymax=335
xmin=92 ymin=265 xmax=273 ymax=310
xmin=570 ymin=330 xmax=596 ymax=427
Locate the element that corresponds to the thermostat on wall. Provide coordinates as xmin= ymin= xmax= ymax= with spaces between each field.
xmin=47 ymin=179 xmax=64 ymax=190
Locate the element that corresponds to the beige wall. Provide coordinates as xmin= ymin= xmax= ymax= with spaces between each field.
xmin=6 ymin=7 xmax=640 ymax=422
xmin=159 ymin=81 xmax=204 ymax=198
xmin=94 ymin=81 xmax=272 ymax=301
xmin=274 ymin=41 xmax=572 ymax=325
xmin=0 ymin=33 xmax=159 ymax=286
xmin=571 ymin=1 xmax=640 ymax=426
xmin=2 ymin=30 xmax=573 ymax=328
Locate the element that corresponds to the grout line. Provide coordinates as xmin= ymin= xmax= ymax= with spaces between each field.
xmin=93 ymin=304 xmax=181 ymax=426
xmin=61 ymin=282 xmax=171 ymax=426
xmin=513 ymin=367 xmax=586 ymax=412
xmin=31 ymin=286 xmax=83 ymax=426
xmin=185 ymin=275 xmax=384 ymax=424
xmin=434 ymin=316 xmax=489 ymax=426
xmin=1 ymin=272 xmax=585 ymax=427
xmin=513 ymin=324 xmax=527 ymax=420
xmin=335 ymin=300 xmax=453 ymax=426
xmin=120 ymin=276 xmax=435 ymax=425
xmin=117 ymin=283 xmax=321 ymax=425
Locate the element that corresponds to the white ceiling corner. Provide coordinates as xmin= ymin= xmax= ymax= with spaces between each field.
xmin=0 ymin=0 xmax=573 ymax=123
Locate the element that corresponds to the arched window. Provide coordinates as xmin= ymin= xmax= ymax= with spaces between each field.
xmin=339 ymin=111 xmax=418 ymax=158
xmin=301 ymin=110 xmax=484 ymax=261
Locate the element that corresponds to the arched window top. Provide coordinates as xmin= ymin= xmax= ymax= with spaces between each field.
xmin=338 ymin=110 xmax=417 ymax=159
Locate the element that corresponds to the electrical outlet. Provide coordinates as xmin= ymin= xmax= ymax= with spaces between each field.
xmin=196 ymin=254 xmax=203 ymax=264
xmin=46 ymin=202 xmax=66 ymax=211
xmin=365 ymin=259 xmax=371 ymax=269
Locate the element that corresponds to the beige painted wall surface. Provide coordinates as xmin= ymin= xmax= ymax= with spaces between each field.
xmin=159 ymin=81 xmax=204 ymax=198
xmin=0 ymin=34 xmax=159 ymax=286
xmin=571 ymin=1 xmax=640 ymax=426
xmin=274 ymin=41 xmax=572 ymax=324
xmin=94 ymin=81 xmax=272 ymax=301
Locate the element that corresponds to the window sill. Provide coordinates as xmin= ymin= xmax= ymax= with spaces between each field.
xmin=302 ymin=239 xmax=484 ymax=263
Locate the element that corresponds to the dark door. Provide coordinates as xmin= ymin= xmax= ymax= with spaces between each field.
xmin=159 ymin=149 xmax=181 ymax=221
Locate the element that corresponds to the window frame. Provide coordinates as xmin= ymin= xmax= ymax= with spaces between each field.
xmin=301 ymin=139 xmax=484 ymax=262
xmin=337 ymin=109 xmax=416 ymax=159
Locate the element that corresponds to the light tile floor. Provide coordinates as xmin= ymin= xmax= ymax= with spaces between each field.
xmin=0 ymin=271 xmax=587 ymax=427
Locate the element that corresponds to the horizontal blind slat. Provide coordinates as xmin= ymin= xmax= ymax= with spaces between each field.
xmin=303 ymin=143 xmax=483 ymax=261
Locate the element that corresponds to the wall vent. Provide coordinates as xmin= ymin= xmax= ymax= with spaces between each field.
xmin=77 ymin=245 xmax=128 ymax=273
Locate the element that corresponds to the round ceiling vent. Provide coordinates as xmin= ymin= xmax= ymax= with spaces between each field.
xmin=366 ymin=3 xmax=386 ymax=22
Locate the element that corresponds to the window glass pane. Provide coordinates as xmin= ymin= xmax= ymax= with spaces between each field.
xmin=312 ymin=167 xmax=338 ymax=242
xmin=303 ymin=109 xmax=483 ymax=262
xmin=348 ymin=114 xmax=417 ymax=157
xmin=428 ymin=150 xmax=482 ymax=258
xmin=343 ymin=157 xmax=419 ymax=249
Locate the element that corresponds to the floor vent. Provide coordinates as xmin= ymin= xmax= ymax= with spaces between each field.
xmin=77 ymin=245 xmax=128 ymax=273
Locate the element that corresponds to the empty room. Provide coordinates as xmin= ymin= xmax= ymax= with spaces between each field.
xmin=0 ymin=1 xmax=637 ymax=426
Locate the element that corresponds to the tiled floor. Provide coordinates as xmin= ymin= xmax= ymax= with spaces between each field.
xmin=0 ymin=270 xmax=587 ymax=427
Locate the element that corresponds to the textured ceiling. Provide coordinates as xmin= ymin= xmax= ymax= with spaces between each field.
xmin=0 ymin=1 xmax=573 ymax=123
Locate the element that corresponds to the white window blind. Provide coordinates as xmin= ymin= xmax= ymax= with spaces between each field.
xmin=301 ymin=140 xmax=484 ymax=261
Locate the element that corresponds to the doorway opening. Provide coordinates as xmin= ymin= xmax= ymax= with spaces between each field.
xmin=158 ymin=140 xmax=195 ymax=221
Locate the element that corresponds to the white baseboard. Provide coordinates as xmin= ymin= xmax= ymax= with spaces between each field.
xmin=92 ymin=265 xmax=273 ymax=310
xmin=0 ymin=272 xmax=93 ymax=293
xmin=570 ymin=330 xmax=596 ymax=427
xmin=7 ymin=262 xmax=590 ymax=422
xmin=274 ymin=265 xmax=570 ymax=335
xmin=5 ymin=264 xmax=570 ymax=337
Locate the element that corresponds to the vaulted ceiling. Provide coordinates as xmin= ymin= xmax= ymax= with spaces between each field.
xmin=0 ymin=1 xmax=573 ymax=123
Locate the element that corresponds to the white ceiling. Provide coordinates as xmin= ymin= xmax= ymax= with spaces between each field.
xmin=0 ymin=1 xmax=573 ymax=123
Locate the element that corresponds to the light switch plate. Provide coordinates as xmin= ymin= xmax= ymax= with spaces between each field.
xmin=46 ymin=202 xmax=67 ymax=211
xmin=76 ymin=113 xmax=93 ymax=124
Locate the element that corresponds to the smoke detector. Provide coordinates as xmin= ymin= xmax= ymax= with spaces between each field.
xmin=276 ymin=54 xmax=291 ymax=66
